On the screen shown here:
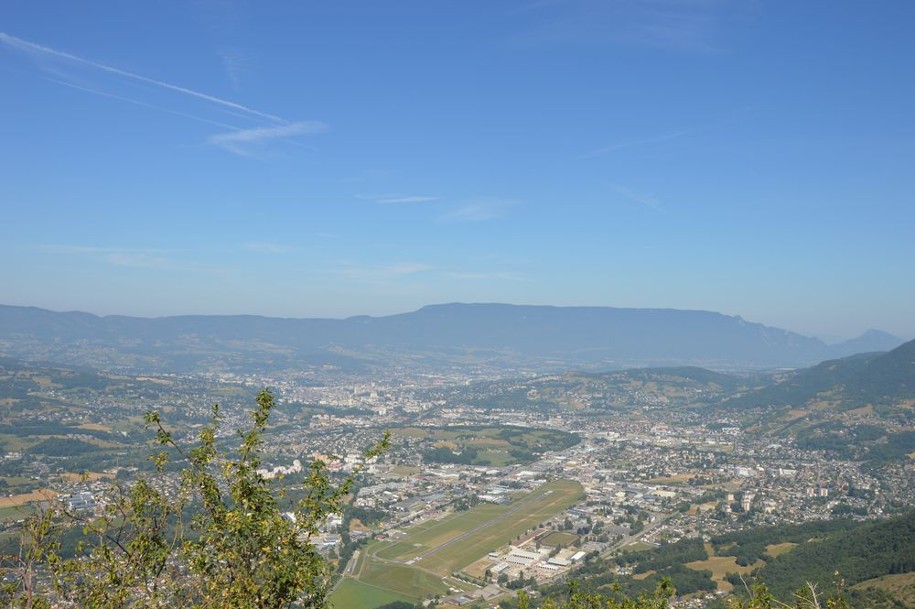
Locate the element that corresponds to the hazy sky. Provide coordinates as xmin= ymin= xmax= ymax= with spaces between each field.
xmin=2 ymin=1 xmax=913 ymax=340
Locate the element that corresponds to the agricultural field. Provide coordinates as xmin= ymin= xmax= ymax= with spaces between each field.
xmin=0 ymin=490 xmax=56 ymax=510
xmin=400 ymin=425 xmax=579 ymax=466
xmin=338 ymin=479 xmax=584 ymax=608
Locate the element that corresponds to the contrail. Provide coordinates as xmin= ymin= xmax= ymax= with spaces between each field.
xmin=49 ymin=78 xmax=243 ymax=131
xmin=0 ymin=32 xmax=284 ymax=124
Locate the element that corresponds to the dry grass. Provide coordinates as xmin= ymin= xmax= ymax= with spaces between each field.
xmin=0 ymin=489 xmax=57 ymax=508
xmin=31 ymin=375 xmax=55 ymax=389
xmin=765 ymin=542 xmax=797 ymax=558
xmin=59 ymin=471 xmax=113 ymax=483
xmin=76 ymin=423 xmax=112 ymax=432
xmin=633 ymin=570 xmax=656 ymax=581
xmin=135 ymin=377 xmax=174 ymax=385
xmin=349 ymin=518 xmax=371 ymax=533
xmin=853 ymin=572 xmax=915 ymax=607
xmin=648 ymin=473 xmax=695 ymax=484
xmin=687 ymin=501 xmax=719 ymax=516
xmin=847 ymin=405 xmax=875 ymax=416
xmin=388 ymin=465 xmax=422 ymax=476
xmin=685 ymin=542 xmax=763 ymax=593
xmin=462 ymin=556 xmax=492 ymax=578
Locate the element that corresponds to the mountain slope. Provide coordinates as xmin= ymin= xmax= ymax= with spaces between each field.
xmin=0 ymin=303 xmax=884 ymax=374
xmin=755 ymin=510 xmax=915 ymax=600
xmin=726 ymin=338 xmax=915 ymax=409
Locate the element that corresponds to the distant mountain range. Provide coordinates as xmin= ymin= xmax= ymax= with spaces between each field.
xmin=0 ymin=303 xmax=906 ymax=374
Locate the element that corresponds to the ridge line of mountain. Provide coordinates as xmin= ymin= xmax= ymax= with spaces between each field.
xmin=0 ymin=303 xmax=906 ymax=374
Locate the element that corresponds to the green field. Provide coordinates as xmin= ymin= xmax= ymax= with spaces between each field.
xmin=357 ymin=560 xmax=449 ymax=598
xmin=374 ymin=504 xmax=506 ymax=561
xmin=400 ymin=425 xmax=580 ymax=466
xmin=372 ymin=479 xmax=583 ymax=576
xmin=0 ymin=504 xmax=36 ymax=522
xmin=419 ymin=479 xmax=584 ymax=575
xmin=539 ymin=531 xmax=579 ymax=548
xmin=329 ymin=578 xmax=416 ymax=609
xmin=342 ymin=479 xmax=584 ymax=609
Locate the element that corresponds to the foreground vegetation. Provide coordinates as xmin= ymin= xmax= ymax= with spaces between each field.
xmin=0 ymin=389 xmax=388 ymax=608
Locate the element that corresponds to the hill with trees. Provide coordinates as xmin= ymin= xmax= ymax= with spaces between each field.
xmin=725 ymin=338 xmax=915 ymax=410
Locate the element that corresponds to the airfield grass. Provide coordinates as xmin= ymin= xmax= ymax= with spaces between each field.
xmin=329 ymin=578 xmax=417 ymax=609
xmin=374 ymin=504 xmax=507 ymax=561
xmin=357 ymin=560 xmax=449 ymax=599
xmin=370 ymin=479 xmax=584 ymax=578
xmin=425 ymin=479 xmax=581 ymax=573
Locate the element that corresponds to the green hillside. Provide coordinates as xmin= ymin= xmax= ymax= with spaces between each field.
xmin=725 ymin=338 xmax=915 ymax=410
xmin=538 ymin=512 xmax=915 ymax=608
xmin=755 ymin=510 xmax=915 ymax=600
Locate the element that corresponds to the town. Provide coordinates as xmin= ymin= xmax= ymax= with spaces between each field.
xmin=7 ymin=363 xmax=911 ymax=608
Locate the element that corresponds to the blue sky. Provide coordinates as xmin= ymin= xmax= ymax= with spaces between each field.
xmin=2 ymin=1 xmax=913 ymax=340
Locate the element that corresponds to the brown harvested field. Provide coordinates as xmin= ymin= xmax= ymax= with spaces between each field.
xmin=0 ymin=490 xmax=57 ymax=508
xmin=648 ymin=473 xmax=695 ymax=484
xmin=765 ymin=542 xmax=797 ymax=557
xmin=60 ymin=471 xmax=113 ymax=483
xmin=76 ymin=423 xmax=113 ymax=432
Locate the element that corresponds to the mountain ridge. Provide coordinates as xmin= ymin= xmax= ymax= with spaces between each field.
xmin=0 ymin=303 xmax=906 ymax=374
xmin=725 ymin=337 xmax=915 ymax=410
